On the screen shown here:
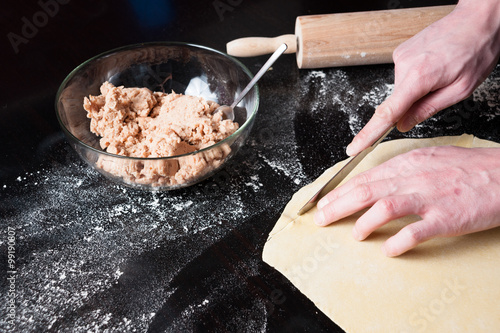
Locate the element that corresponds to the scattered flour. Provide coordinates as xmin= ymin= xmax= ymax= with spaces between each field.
xmin=299 ymin=68 xmax=394 ymax=135
xmin=299 ymin=64 xmax=499 ymax=137
xmin=0 ymin=142 xmax=281 ymax=332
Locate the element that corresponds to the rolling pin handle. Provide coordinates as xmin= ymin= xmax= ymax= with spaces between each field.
xmin=226 ymin=34 xmax=296 ymax=57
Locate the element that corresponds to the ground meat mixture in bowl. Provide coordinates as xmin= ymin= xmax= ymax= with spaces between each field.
xmin=56 ymin=42 xmax=259 ymax=190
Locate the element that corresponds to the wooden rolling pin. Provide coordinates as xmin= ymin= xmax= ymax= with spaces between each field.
xmin=227 ymin=5 xmax=455 ymax=68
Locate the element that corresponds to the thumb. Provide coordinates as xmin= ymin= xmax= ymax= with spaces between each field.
xmin=397 ymin=84 xmax=471 ymax=132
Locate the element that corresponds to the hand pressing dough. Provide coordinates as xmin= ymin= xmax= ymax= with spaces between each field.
xmin=263 ymin=134 xmax=500 ymax=333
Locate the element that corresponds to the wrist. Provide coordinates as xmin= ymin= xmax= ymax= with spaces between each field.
xmin=456 ymin=0 xmax=500 ymax=55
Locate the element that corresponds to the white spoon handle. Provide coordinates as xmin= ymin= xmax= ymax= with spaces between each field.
xmin=231 ymin=43 xmax=288 ymax=109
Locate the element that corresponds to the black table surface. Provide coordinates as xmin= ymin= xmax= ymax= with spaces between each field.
xmin=2 ymin=0 xmax=499 ymax=332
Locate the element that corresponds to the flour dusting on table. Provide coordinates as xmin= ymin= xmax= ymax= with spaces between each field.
xmin=0 ymin=138 xmax=282 ymax=332
xmin=300 ymin=68 xmax=394 ymax=135
xmin=299 ymin=65 xmax=499 ymax=140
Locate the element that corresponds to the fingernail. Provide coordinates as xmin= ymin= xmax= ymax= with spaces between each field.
xmin=398 ymin=121 xmax=409 ymax=133
xmin=314 ymin=211 xmax=325 ymax=226
xmin=382 ymin=243 xmax=394 ymax=257
xmin=381 ymin=244 xmax=388 ymax=256
xmin=346 ymin=143 xmax=356 ymax=156
xmin=352 ymin=226 xmax=361 ymax=241
xmin=399 ymin=116 xmax=415 ymax=133
xmin=317 ymin=198 xmax=328 ymax=209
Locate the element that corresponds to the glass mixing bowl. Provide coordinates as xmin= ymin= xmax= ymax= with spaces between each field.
xmin=56 ymin=42 xmax=259 ymax=190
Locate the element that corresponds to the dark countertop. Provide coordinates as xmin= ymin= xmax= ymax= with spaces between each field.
xmin=2 ymin=0 xmax=498 ymax=332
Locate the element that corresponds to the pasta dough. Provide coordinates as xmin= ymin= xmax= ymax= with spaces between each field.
xmin=263 ymin=134 xmax=500 ymax=332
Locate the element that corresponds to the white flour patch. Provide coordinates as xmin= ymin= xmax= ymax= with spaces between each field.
xmin=300 ymin=69 xmax=394 ymax=135
xmin=362 ymin=83 xmax=394 ymax=106
xmin=299 ymin=65 xmax=499 ymax=139
xmin=0 ymin=154 xmax=268 ymax=332
xmin=173 ymin=200 xmax=194 ymax=211
xmin=259 ymin=153 xmax=304 ymax=186
xmin=245 ymin=174 xmax=263 ymax=192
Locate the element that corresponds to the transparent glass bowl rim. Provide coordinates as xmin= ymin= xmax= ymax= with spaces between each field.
xmin=54 ymin=41 xmax=260 ymax=161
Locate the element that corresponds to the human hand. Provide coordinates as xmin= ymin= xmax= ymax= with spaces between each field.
xmin=346 ymin=0 xmax=500 ymax=156
xmin=314 ymin=146 xmax=500 ymax=256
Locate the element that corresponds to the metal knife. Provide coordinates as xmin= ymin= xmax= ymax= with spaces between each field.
xmin=297 ymin=126 xmax=395 ymax=215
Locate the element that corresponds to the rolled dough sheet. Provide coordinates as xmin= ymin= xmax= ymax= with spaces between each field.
xmin=263 ymin=134 xmax=500 ymax=332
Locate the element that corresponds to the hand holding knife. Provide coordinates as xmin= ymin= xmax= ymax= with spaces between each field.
xmin=298 ymin=126 xmax=395 ymax=215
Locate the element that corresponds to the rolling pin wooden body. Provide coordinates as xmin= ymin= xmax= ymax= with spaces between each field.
xmin=227 ymin=5 xmax=455 ymax=68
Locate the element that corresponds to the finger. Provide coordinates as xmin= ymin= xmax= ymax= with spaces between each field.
xmin=317 ymin=172 xmax=372 ymax=210
xmin=352 ymin=193 xmax=423 ymax=241
xmin=314 ymin=178 xmax=399 ymax=226
xmin=382 ymin=218 xmax=444 ymax=257
xmin=346 ymin=79 xmax=432 ymax=156
xmin=317 ymin=159 xmax=405 ymax=210
xmin=345 ymin=102 xmax=396 ymax=156
xmin=397 ymin=83 xmax=472 ymax=132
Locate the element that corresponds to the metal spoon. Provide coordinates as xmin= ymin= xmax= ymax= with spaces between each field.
xmin=216 ymin=43 xmax=288 ymax=121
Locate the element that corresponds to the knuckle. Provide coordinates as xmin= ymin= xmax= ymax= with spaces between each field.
xmin=409 ymin=53 xmax=435 ymax=74
xmin=392 ymin=47 xmax=404 ymax=63
xmin=407 ymin=62 xmax=427 ymax=78
xmin=416 ymin=100 xmax=439 ymax=119
xmin=352 ymin=173 xmax=371 ymax=186
xmin=393 ymin=41 xmax=413 ymax=66
xmin=453 ymin=79 xmax=477 ymax=99
xmin=353 ymin=184 xmax=373 ymax=202
xmin=406 ymin=64 xmax=440 ymax=89
xmin=404 ymin=224 xmax=426 ymax=244
xmin=447 ymin=166 xmax=466 ymax=179
xmin=405 ymin=149 xmax=425 ymax=164
xmin=378 ymin=198 xmax=397 ymax=216
xmin=353 ymin=129 xmax=370 ymax=145
xmin=374 ymin=102 xmax=398 ymax=122
xmin=399 ymin=149 xmax=430 ymax=170
xmin=451 ymin=219 xmax=472 ymax=236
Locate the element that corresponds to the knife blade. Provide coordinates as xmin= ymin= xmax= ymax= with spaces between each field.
xmin=297 ymin=126 xmax=395 ymax=215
